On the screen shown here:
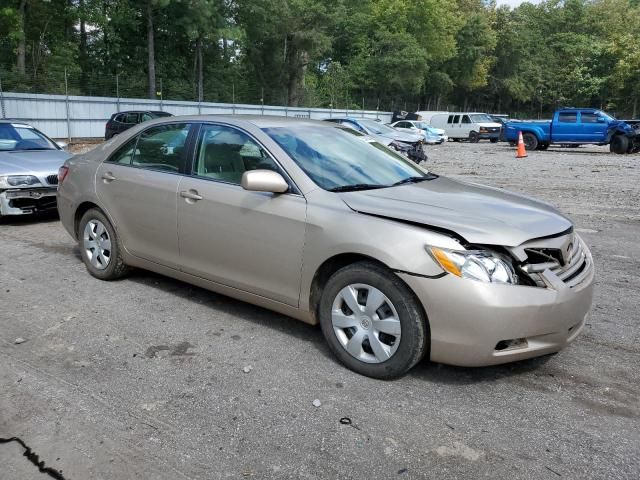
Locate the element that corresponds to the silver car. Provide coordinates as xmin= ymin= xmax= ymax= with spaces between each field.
xmin=323 ymin=117 xmax=426 ymax=162
xmin=0 ymin=121 xmax=71 ymax=216
xmin=57 ymin=116 xmax=594 ymax=379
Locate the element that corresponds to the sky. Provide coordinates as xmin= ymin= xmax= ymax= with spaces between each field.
xmin=496 ymin=0 xmax=543 ymax=6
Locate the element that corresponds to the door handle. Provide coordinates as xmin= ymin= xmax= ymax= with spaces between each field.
xmin=101 ymin=172 xmax=116 ymax=182
xmin=180 ymin=190 xmax=203 ymax=201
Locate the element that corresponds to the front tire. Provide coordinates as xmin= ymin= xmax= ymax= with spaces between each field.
xmin=318 ymin=262 xmax=429 ymax=379
xmin=610 ymin=135 xmax=629 ymax=154
xmin=78 ymin=208 xmax=129 ymax=280
xmin=469 ymin=131 xmax=480 ymax=143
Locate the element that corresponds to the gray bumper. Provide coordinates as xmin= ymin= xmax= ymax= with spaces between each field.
xmin=0 ymin=188 xmax=58 ymax=216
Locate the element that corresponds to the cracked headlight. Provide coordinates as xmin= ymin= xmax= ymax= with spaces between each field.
xmin=428 ymin=246 xmax=518 ymax=284
xmin=0 ymin=175 xmax=42 ymax=188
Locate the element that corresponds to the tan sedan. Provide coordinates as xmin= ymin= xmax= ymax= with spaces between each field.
xmin=57 ymin=116 xmax=594 ymax=379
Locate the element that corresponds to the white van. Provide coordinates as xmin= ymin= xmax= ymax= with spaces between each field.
xmin=430 ymin=112 xmax=502 ymax=142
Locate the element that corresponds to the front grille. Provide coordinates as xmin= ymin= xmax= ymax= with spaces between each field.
xmin=46 ymin=174 xmax=59 ymax=185
xmin=522 ymin=235 xmax=591 ymax=288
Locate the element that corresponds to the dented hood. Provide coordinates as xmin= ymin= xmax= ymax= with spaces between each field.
xmin=339 ymin=176 xmax=572 ymax=247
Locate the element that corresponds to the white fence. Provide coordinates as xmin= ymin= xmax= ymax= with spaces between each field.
xmin=0 ymin=92 xmax=392 ymax=140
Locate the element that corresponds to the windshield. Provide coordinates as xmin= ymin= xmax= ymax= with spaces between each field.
xmin=469 ymin=114 xmax=495 ymax=123
xmin=358 ymin=119 xmax=396 ymax=135
xmin=263 ymin=126 xmax=429 ymax=191
xmin=0 ymin=123 xmax=58 ymax=151
xmin=597 ymin=110 xmax=615 ymax=121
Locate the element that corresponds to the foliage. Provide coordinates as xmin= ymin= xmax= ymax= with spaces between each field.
xmin=0 ymin=0 xmax=639 ymax=117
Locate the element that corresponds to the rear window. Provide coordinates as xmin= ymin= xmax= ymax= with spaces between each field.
xmin=558 ymin=112 xmax=577 ymax=123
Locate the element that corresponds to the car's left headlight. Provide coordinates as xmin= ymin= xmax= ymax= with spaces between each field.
xmin=428 ymin=246 xmax=518 ymax=284
xmin=0 ymin=175 xmax=42 ymax=188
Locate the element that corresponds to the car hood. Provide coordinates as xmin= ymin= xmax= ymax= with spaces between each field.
xmin=478 ymin=122 xmax=502 ymax=128
xmin=0 ymin=150 xmax=72 ymax=177
xmin=338 ymin=176 xmax=572 ymax=247
xmin=380 ymin=130 xmax=423 ymax=143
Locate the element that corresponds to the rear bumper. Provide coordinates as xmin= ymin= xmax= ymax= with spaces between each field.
xmin=0 ymin=188 xmax=58 ymax=216
xmin=399 ymin=260 xmax=594 ymax=367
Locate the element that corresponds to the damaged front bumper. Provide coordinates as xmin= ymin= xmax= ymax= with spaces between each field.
xmin=0 ymin=187 xmax=58 ymax=215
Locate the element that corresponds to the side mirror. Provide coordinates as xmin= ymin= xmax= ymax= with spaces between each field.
xmin=241 ymin=170 xmax=289 ymax=193
xmin=597 ymin=117 xmax=606 ymax=123
xmin=56 ymin=141 xmax=68 ymax=150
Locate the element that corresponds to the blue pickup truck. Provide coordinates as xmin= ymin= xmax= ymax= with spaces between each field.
xmin=504 ymin=108 xmax=640 ymax=153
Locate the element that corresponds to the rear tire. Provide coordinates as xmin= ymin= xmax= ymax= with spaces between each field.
xmin=318 ymin=261 xmax=429 ymax=380
xmin=610 ymin=135 xmax=629 ymax=154
xmin=523 ymin=133 xmax=538 ymax=151
xmin=78 ymin=208 xmax=129 ymax=280
xmin=490 ymin=138 xmax=498 ymax=143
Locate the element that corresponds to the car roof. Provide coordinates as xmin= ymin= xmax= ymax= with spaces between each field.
xmin=112 ymin=110 xmax=171 ymax=114
xmin=0 ymin=119 xmax=34 ymax=127
xmin=136 ymin=114 xmax=338 ymax=129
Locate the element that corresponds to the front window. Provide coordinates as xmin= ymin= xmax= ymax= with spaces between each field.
xmin=194 ymin=124 xmax=281 ymax=185
xmin=0 ymin=123 xmax=58 ymax=151
xmin=263 ymin=126 xmax=430 ymax=191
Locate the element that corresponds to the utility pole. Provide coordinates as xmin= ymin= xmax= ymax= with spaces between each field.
xmin=0 ymin=73 xmax=5 ymax=119
xmin=64 ymin=68 xmax=71 ymax=143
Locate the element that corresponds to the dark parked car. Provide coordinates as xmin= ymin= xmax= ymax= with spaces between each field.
xmin=105 ymin=111 xmax=172 ymax=140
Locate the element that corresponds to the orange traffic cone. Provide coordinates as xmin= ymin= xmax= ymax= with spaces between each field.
xmin=516 ymin=131 xmax=528 ymax=158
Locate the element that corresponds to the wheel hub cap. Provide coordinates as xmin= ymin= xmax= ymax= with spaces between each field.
xmin=83 ymin=219 xmax=111 ymax=270
xmin=331 ymin=283 xmax=402 ymax=364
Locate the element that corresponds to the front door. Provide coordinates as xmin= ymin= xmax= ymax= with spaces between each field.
xmin=579 ymin=111 xmax=608 ymax=142
xmin=177 ymin=123 xmax=307 ymax=307
xmin=95 ymin=122 xmax=193 ymax=269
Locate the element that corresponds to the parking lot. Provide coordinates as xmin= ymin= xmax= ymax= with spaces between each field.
xmin=1 ymin=141 xmax=638 ymax=479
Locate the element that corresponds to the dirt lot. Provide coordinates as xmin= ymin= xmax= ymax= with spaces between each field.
xmin=1 ymin=141 xmax=639 ymax=479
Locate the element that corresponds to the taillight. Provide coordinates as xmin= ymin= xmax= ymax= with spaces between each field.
xmin=58 ymin=166 xmax=69 ymax=184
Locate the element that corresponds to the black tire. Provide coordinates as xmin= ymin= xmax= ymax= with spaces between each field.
xmin=318 ymin=261 xmax=429 ymax=380
xmin=522 ymin=132 xmax=538 ymax=151
xmin=469 ymin=131 xmax=480 ymax=143
xmin=610 ymin=135 xmax=629 ymax=154
xmin=539 ymin=142 xmax=550 ymax=151
xmin=490 ymin=138 xmax=498 ymax=143
xmin=78 ymin=208 xmax=130 ymax=280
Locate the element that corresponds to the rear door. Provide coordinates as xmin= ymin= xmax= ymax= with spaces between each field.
xmin=451 ymin=114 xmax=461 ymax=138
xmin=552 ymin=111 xmax=580 ymax=142
xmin=460 ymin=115 xmax=472 ymax=137
xmin=579 ymin=111 xmax=608 ymax=142
xmin=95 ymin=122 xmax=194 ymax=269
xmin=176 ymin=123 xmax=307 ymax=306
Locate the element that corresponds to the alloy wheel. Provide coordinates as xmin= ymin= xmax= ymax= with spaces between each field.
xmin=331 ymin=283 xmax=402 ymax=364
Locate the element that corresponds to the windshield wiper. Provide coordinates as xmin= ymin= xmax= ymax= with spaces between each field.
xmin=328 ymin=184 xmax=388 ymax=192
xmin=391 ymin=174 xmax=438 ymax=186
xmin=11 ymin=147 xmax=54 ymax=151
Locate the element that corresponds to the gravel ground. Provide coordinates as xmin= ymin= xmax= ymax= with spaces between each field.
xmin=1 ymin=141 xmax=639 ymax=479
